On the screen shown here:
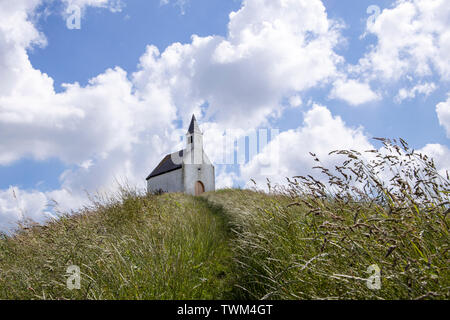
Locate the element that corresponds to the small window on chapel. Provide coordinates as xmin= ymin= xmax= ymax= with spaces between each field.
xmin=190 ymin=136 xmax=193 ymax=143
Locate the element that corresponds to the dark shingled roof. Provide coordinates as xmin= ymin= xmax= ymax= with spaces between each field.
xmin=188 ymin=114 xmax=197 ymax=134
xmin=146 ymin=149 xmax=184 ymax=180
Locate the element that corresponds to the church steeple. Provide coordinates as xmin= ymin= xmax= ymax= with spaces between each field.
xmin=185 ymin=114 xmax=203 ymax=164
xmin=187 ymin=114 xmax=201 ymax=134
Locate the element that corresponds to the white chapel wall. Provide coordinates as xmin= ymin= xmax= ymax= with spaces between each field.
xmin=147 ymin=168 xmax=184 ymax=193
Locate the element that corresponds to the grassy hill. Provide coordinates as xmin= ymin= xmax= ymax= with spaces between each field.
xmin=0 ymin=140 xmax=448 ymax=300
xmin=0 ymin=188 xmax=448 ymax=300
xmin=0 ymin=191 xmax=234 ymax=299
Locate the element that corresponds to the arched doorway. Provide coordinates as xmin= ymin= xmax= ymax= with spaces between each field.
xmin=195 ymin=181 xmax=205 ymax=196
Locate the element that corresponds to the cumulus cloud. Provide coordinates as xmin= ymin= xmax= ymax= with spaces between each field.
xmin=134 ymin=0 xmax=343 ymax=128
xmin=0 ymin=187 xmax=52 ymax=232
xmin=395 ymin=82 xmax=437 ymax=103
xmin=241 ymin=104 xmax=450 ymax=190
xmin=0 ymin=0 xmax=176 ymax=230
xmin=418 ymin=143 xmax=450 ymax=177
xmin=241 ymin=104 xmax=374 ymax=187
xmin=215 ymin=168 xmax=238 ymax=189
xmin=330 ymin=78 xmax=380 ymax=106
xmin=159 ymin=0 xmax=188 ymax=15
xmin=289 ymin=95 xmax=303 ymax=108
xmin=436 ymin=94 xmax=450 ymax=138
xmin=357 ymin=0 xmax=450 ymax=81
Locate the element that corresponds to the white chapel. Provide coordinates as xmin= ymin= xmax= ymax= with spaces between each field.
xmin=146 ymin=115 xmax=215 ymax=196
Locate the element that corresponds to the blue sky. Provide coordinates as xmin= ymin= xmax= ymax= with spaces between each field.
xmin=0 ymin=0 xmax=449 ymax=231
xmin=31 ymin=0 xmax=242 ymax=90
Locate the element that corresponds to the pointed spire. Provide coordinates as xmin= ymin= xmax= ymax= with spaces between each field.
xmin=187 ymin=114 xmax=201 ymax=134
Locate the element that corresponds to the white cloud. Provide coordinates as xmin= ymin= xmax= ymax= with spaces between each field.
xmin=0 ymin=0 xmax=176 ymax=229
xmin=289 ymin=95 xmax=303 ymax=108
xmin=159 ymin=0 xmax=188 ymax=15
xmin=436 ymin=94 xmax=450 ymax=138
xmin=241 ymin=104 xmax=450 ymax=191
xmin=357 ymin=0 xmax=450 ymax=82
xmin=241 ymin=104 xmax=374 ymax=186
xmin=395 ymin=82 xmax=437 ymax=103
xmin=0 ymin=185 xmax=93 ymax=233
xmin=330 ymin=78 xmax=380 ymax=106
xmin=134 ymin=0 xmax=343 ymax=128
xmin=215 ymin=168 xmax=238 ymax=189
xmin=0 ymin=187 xmax=52 ymax=232
xmin=418 ymin=143 xmax=450 ymax=177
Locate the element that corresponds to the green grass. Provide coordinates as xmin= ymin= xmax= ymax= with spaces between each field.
xmin=0 ymin=139 xmax=448 ymax=300
xmin=204 ymin=189 xmax=449 ymax=300
xmin=0 ymin=190 xmax=234 ymax=299
xmin=0 ymin=187 xmax=448 ymax=300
